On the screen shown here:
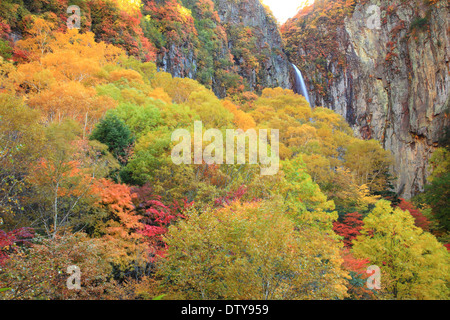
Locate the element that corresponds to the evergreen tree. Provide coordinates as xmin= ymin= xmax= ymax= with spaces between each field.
xmin=90 ymin=114 xmax=134 ymax=165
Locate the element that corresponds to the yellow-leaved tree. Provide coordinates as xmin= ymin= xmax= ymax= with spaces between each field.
xmin=352 ymin=200 xmax=450 ymax=299
xmin=157 ymin=200 xmax=349 ymax=299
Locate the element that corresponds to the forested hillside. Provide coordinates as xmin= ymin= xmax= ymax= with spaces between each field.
xmin=0 ymin=0 xmax=448 ymax=300
xmin=0 ymin=0 xmax=291 ymax=99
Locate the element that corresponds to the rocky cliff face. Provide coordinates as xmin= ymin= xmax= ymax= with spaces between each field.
xmin=152 ymin=0 xmax=291 ymax=97
xmin=212 ymin=0 xmax=291 ymax=92
xmin=283 ymin=0 xmax=449 ymax=199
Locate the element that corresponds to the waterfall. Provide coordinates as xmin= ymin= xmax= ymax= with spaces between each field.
xmin=292 ymin=64 xmax=311 ymax=105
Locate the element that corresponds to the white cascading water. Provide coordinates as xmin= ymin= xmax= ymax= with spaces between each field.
xmin=292 ymin=64 xmax=311 ymax=105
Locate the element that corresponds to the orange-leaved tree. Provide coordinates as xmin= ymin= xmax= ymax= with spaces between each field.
xmin=91 ymin=178 xmax=148 ymax=279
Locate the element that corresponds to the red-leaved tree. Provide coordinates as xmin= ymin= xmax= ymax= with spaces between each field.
xmin=396 ymin=198 xmax=431 ymax=231
xmin=214 ymin=185 xmax=248 ymax=207
xmin=0 ymin=227 xmax=34 ymax=266
xmin=333 ymin=212 xmax=364 ymax=248
xmin=341 ymin=249 xmax=377 ymax=300
xmin=131 ymin=184 xmax=192 ymax=261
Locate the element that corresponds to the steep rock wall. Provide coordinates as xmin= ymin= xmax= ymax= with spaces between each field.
xmin=284 ymin=0 xmax=449 ymax=199
xmin=212 ymin=0 xmax=291 ymax=92
xmin=150 ymin=0 xmax=292 ymax=97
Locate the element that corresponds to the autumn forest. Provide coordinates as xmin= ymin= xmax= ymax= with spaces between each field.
xmin=0 ymin=0 xmax=448 ymax=301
